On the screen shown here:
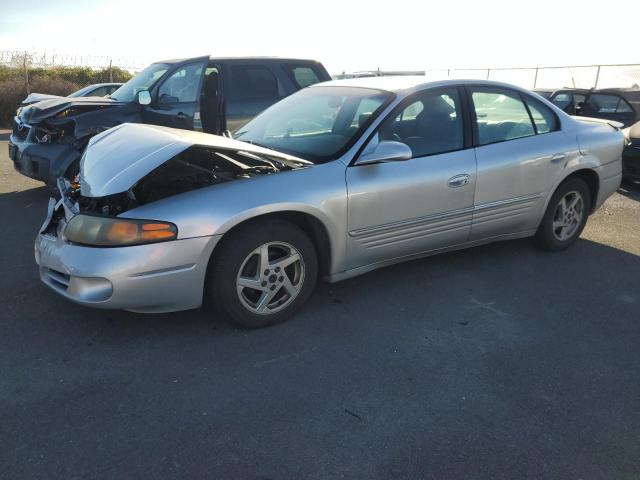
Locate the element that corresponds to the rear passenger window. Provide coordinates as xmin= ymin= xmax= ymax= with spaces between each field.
xmin=379 ymin=88 xmax=463 ymax=158
xmin=228 ymin=65 xmax=280 ymax=101
xmin=284 ymin=65 xmax=323 ymax=88
xmin=523 ymin=95 xmax=558 ymax=134
xmin=471 ymin=89 xmax=535 ymax=145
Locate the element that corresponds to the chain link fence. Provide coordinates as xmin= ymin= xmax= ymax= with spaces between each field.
xmin=0 ymin=50 xmax=146 ymax=126
xmin=425 ymin=64 xmax=640 ymax=90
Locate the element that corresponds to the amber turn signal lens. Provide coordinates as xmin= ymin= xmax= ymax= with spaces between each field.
xmin=141 ymin=223 xmax=176 ymax=241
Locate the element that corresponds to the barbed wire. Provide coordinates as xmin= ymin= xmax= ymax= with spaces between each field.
xmin=426 ymin=64 xmax=640 ymax=89
xmin=0 ymin=50 xmax=146 ymax=72
xmin=2 ymin=50 xmax=639 ymax=90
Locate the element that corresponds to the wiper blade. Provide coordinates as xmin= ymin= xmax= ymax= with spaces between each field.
xmin=239 ymin=140 xmax=313 ymax=167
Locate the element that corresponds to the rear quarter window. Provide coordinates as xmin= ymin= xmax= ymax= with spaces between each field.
xmin=282 ymin=64 xmax=325 ymax=88
xmin=523 ymin=95 xmax=559 ymax=134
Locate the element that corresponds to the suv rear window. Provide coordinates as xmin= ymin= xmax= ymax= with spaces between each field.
xmin=283 ymin=64 xmax=324 ymax=88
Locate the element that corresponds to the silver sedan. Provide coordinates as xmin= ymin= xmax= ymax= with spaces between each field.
xmin=35 ymin=78 xmax=624 ymax=328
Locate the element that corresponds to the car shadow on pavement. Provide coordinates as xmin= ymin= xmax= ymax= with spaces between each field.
xmin=2 ymin=184 xmax=639 ymax=345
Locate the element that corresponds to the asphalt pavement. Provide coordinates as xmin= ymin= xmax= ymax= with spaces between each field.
xmin=1 ymin=132 xmax=639 ymax=479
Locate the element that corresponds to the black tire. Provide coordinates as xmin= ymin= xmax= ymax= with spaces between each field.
xmin=207 ymin=219 xmax=318 ymax=328
xmin=535 ymin=177 xmax=591 ymax=251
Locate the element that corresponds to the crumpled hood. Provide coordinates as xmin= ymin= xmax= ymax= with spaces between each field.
xmin=18 ymin=96 xmax=125 ymax=125
xmin=80 ymin=123 xmax=312 ymax=197
xmin=22 ymin=92 xmax=63 ymax=105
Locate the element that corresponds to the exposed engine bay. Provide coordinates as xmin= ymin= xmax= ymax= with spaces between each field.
xmin=63 ymin=145 xmax=303 ymax=217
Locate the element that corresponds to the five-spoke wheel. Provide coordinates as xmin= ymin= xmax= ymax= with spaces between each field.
xmin=236 ymin=242 xmax=305 ymax=315
xmin=208 ymin=219 xmax=318 ymax=328
xmin=536 ymin=177 xmax=591 ymax=251
xmin=551 ymin=190 xmax=584 ymax=241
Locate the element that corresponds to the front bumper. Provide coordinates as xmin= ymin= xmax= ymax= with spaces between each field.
xmin=9 ymin=133 xmax=81 ymax=185
xmin=35 ymin=232 xmax=221 ymax=313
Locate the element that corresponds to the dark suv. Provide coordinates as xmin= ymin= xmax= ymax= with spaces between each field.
xmin=8 ymin=56 xmax=330 ymax=185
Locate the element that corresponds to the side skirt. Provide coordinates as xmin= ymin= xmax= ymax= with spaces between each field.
xmin=324 ymin=230 xmax=537 ymax=283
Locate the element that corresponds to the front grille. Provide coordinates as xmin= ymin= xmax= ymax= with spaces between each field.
xmin=12 ymin=120 xmax=30 ymax=142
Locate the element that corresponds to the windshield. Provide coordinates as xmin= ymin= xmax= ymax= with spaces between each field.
xmin=234 ymin=86 xmax=394 ymax=163
xmin=110 ymin=63 xmax=170 ymax=102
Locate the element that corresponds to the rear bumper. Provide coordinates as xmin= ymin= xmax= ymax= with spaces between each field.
xmin=35 ymin=233 xmax=221 ymax=313
xmin=9 ymin=134 xmax=81 ymax=185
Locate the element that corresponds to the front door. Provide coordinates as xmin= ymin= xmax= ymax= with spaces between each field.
xmin=143 ymin=61 xmax=206 ymax=130
xmin=346 ymin=87 xmax=476 ymax=269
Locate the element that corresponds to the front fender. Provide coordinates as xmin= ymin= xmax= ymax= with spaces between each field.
xmin=121 ymin=160 xmax=350 ymax=275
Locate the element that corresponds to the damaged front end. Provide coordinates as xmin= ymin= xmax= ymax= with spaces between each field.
xmin=42 ymin=123 xmax=311 ymax=233
xmin=9 ymin=96 xmax=137 ymax=184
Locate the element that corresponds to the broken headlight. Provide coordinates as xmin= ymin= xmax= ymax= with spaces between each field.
xmin=64 ymin=215 xmax=177 ymax=247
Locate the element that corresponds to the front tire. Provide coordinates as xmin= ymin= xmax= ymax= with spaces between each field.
xmin=535 ymin=177 xmax=591 ymax=251
xmin=208 ymin=219 xmax=318 ymax=328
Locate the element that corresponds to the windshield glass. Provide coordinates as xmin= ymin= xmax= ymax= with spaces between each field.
xmin=110 ymin=63 xmax=170 ymax=102
xmin=234 ymin=86 xmax=394 ymax=163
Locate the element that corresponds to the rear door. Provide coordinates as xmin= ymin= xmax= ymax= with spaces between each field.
xmin=469 ymin=86 xmax=578 ymax=239
xmin=346 ymin=86 xmax=477 ymax=269
xmin=580 ymin=92 xmax=636 ymax=127
xmin=143 ymin=60 xmax=207 ymax=130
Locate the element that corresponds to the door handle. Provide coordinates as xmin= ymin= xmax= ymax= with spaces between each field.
xmin=176 ymin=112 xmax=188 ymax=120
xmin=551 ymin=153 xmax=567 ymax=162
xmin=447 ymin=174 xmax=471 ymax=188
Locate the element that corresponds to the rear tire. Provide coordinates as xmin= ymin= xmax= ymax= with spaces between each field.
xmin=208 ymin=219 xmax=318 ymax=328
xmin=535 ymin=177 xmax=591 ymax=251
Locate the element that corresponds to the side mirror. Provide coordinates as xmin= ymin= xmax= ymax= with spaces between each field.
xmin=355 ymin=140 xmax=412 ymax=166
xmin=137 ymin=90 xmax=151 ymax=106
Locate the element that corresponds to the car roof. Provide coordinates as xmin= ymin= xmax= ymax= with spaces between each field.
xmin=155 ymin=55 xmax=323 ymax=64
xmin=312 ymin=76 xmax=538 ymax=94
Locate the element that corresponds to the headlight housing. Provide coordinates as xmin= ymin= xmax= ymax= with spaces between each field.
xmin=64 ymin=215 xmax=177 ymax=247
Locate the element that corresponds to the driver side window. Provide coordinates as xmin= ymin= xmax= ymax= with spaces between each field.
xmin=158 ymin=63 xmax=204 ymax=104
xmin=379 ymin=88 xmax=464 ymax=158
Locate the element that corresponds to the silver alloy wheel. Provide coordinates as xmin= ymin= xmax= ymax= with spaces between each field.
xmin=552 ymin=190 xmax=584 ymax=241
xmin=236 ymin=241 xmax=305 ymax=315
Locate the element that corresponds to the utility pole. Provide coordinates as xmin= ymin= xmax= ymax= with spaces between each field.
xmin=594 ymin=65 xmax=601 ymax=89
xmin=23 ymin=51 xmax=30 ymax=95
xmin=109 ymin=59 xmax=113 ymax=83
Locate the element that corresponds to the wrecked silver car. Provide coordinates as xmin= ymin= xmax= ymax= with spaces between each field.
xmin=35 ymin=79 xmax=623 ymax=328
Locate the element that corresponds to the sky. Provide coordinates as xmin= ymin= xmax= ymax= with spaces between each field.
xmin=1 ymin=0 xmax=639 ymax=76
